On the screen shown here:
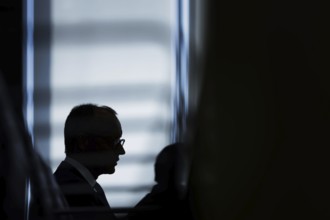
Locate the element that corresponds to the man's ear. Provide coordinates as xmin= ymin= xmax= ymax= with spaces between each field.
xmin=76 ymin=136 xmax=90 ymax=152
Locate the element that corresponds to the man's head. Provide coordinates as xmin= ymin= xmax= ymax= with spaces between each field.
xmin=64 ymin=103 xmax=125 ymax=175
xmin=154 ymin=143 xmax=180 ymax=188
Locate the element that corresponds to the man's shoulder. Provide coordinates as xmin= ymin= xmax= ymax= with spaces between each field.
xmin=53 ymin=161 xmax=95 ymax=198
xmin=53 ymin=161 xmax=111 ymax=210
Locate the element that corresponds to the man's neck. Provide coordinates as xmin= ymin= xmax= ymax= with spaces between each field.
xmin=67 ymin=154 xmax=102 ymax=179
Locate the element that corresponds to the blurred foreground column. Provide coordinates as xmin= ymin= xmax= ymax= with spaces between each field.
xmin=188 ymin=0 xmax=330 ymax=219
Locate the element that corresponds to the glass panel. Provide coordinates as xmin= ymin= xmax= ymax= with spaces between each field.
xmin=49 ymin=0 xmax=175 ymax=207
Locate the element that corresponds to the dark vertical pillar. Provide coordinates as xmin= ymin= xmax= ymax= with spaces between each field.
xmin=189 ymin=0 xmax=330 ymax=219
xmin=0 ymin=1 xmax=25 ymax=219
xmin=0 ymin=1 xmax=23 ymax=114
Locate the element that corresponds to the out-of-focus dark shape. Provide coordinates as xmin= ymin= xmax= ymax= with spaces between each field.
xmin=0 ymin=70 xmax=69 ymax=220
xmin=187 ymin=0 xmax=330 ymax=220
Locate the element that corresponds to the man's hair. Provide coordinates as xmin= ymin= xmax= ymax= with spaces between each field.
xmin=64 ymin=103 xmax=119 ymax=155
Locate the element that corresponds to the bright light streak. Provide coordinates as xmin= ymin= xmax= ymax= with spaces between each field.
xmin=172 ymin=0 xmax=190 ymax=141
xmin=23 ymin=0 xmax=34 ymax=219
xmin=23 ymin=0 xmax=35 ymax=141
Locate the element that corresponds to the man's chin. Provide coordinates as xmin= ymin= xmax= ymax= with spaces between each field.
xmin=105 ymin=167 xmax=115 ymax=174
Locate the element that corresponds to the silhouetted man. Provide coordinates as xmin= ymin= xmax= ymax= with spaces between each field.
xmin=127 ymin=143 xmax=193 ymax=220
xmin=54 ymin=103 xmax=125 ymax=220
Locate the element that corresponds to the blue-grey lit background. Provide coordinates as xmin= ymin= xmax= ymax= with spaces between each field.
xmin=28 ymin=0 xmax=191 ymax=208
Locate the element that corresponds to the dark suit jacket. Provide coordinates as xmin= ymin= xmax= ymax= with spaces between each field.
xmin=54 ymin=161 xmax=117 ymax=220
xmin=126 ymin=184 xmax=193 ymax=220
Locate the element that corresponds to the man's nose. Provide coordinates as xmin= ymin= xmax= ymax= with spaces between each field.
xmin=118 ymin=144 xmax=125 ymax=155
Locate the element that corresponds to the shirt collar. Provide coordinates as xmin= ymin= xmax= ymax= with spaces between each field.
xmin=64 ymin=156 xmax=96 ymax=188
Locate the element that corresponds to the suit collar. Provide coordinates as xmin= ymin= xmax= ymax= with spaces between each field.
xmin=64 ymin=156 xmax=97 ymax=188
